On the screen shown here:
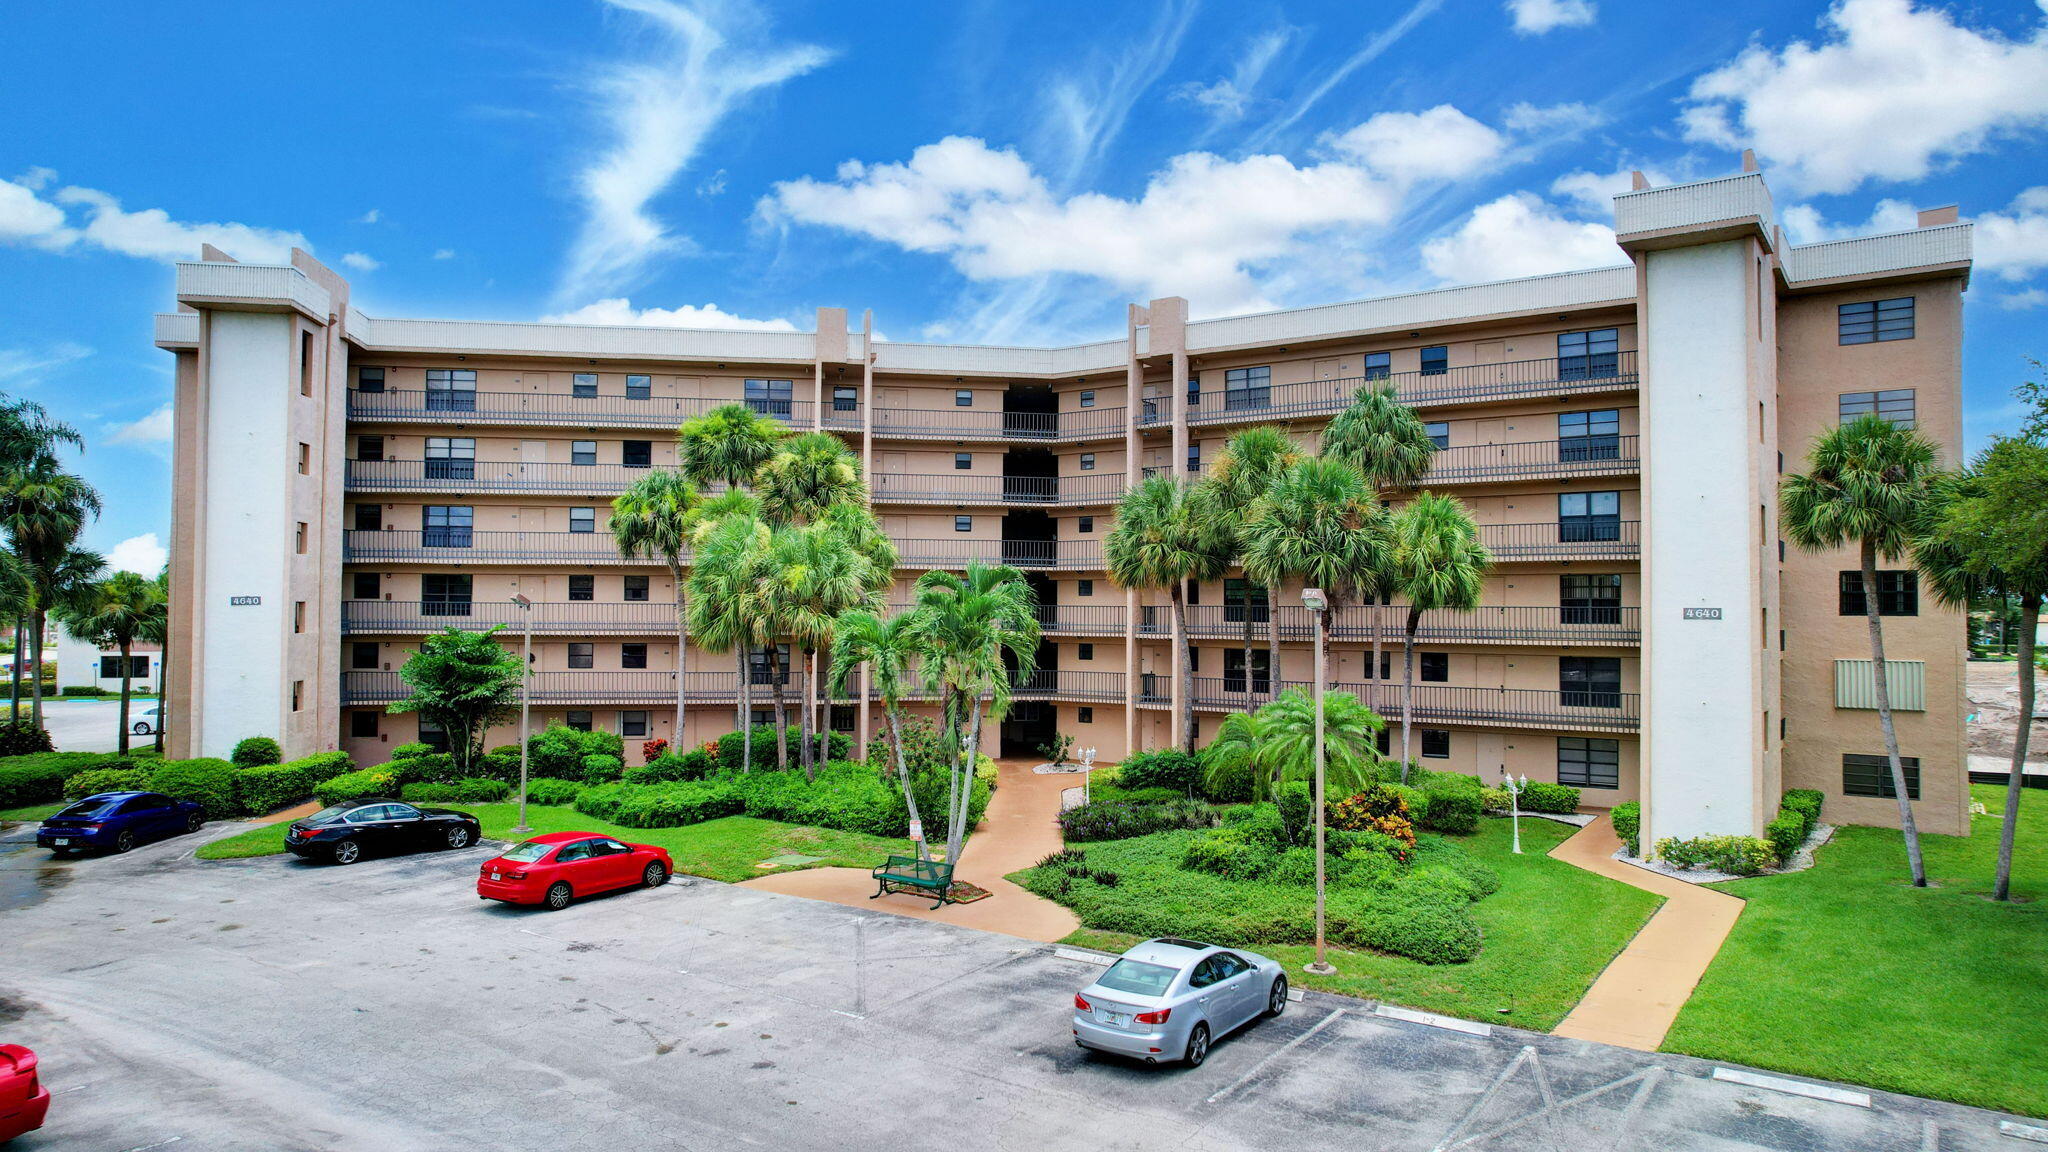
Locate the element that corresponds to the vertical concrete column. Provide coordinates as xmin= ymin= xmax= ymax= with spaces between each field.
xmin=1123 ymin=304 xmax=1146 ymax=752
xmin=858 ymin=309 xmax=875 ymax=756
xmin=1150 ymin=298 xmax=1191 ymax=753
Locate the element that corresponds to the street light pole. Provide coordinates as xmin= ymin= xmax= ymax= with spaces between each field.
xmin=1504 ymin=770 xmax=1527 ymax=855
xmin=512 ymin=594 xmax=533 ymax=836
xmin=1302 ymin=587 xmax=1334 ymax=976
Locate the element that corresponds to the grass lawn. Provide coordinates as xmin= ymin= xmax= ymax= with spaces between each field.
xmin=1664 ymin=784 xmax=2048 ymax=1118
xmin=1039 ymin=815 xmax=1662 ymax=1032
xmin=196 ymin=802 xmax=908 ymax=883
xmin=0 ymin=802 xmax=62 ymax=823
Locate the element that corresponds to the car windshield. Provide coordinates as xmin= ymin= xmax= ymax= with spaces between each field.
xmin=1097 ymin=959 xmax=1179 ymax=997
xmin=498 ymin=841 xmax=554 ymax=863
xmin=52 ymin=798 xmax=119 ymax=820
xmin=304 ymin=804 xmax=358 ymax=823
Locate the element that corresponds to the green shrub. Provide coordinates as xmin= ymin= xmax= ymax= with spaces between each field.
xmin=1655 ymin=834 xmax=1775 ymax=876
xmin=627 ymin=750 xmax=711 ymax=784
xmin=572 ymin=759 xmax=930 ymax=837
xmin=1478 ymin=787 xmax=1511 ymax=815
xmin=0 ymin=724 xmax=55 ymax=758
xmin=58 ymin=685 xmax=110 ymax=697
xmin=1764 ymin=811 xmax=1807 ymax=863
xmin=284 ymin=751 xmax=352 ymax=780
xmin=527 ymin=724 xmax=627 ymax=778
xmin=575 ymin=780 xmax=743 ymax=828
xmin=230 ymin=736 xmax=282 ymax=767
xmin=1781 ymin=788 xmax=1825 ymax=830
xmin=1276 ymin=782 xmax=1314 ymax=845
xmin=1116 ymin=749 xmax=1202 ymax=793
xmin=522 ymin=777 xmax=583 ymax=806
xmin=0 ymin=751 xmax=111 ymax=805
xmin=1198 ymin=754 xmax=1258 ymax=803
xmin=723 ymin=724 xmax=846 ymax=770
xmin=1180 ymin=828 xmax=1278 ymax=881
xmin=475 ymin=746 xmax=523 ymax=784
xmin=313 ymin=767 xmax=402 ymax=806
xmin=1410 ymin=836 xmax=1501 ymax=898
xmin=146 ymin=758 xmax=241 ymax=819
xmin=580 ymin=753 xmax=624 ymax=783
xmin=388 ymin=752 xmax=458 ymax=786
xmin=234 ymin=763 xmax=316 ymax=814
xmin=1059 ymin=797 xmax=1217 ymax=842
xmin=1516 ymin=780 xmax=1581 ymax=814
xmin=1341 ymin=828 xmax=1413 ymax=867
xmin=389 ymin=742 xmax=436 ymax=761
xmin=1611 ymin=801 xmax=1642 ymax=856
xmin=401 ymin=778 xmax=511 ymax=803
xmin=63 ymin=766 xmax=151 ymax=799
xmin=1418 ymin=789 xmax=1482 ymax=834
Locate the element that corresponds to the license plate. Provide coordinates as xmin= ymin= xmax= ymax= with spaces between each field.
xmin=1097 ymin=1009 xmax=1128 ymax=1027
xmin=52 ymin=838 xmax=70 ymax=846
xmin=490 ymin=872 xmax=502 ymax=881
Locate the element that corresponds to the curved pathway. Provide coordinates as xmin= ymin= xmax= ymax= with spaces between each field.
xmin=738 ymin=757 xmax=1081 ymax=942
xmin=1548 ymin=813 xmax=1744 ymax=1052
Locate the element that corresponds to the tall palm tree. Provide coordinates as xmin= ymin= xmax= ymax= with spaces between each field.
xmin=1205 ymin=427 xmax=1305 ymax=708
xmin=759 ymin=433 xmax=865 ymax=526
xmin=830 ymin=608 xmax=930 ymax=859
xmin=146 ymin=563 xmax=170 ymax=753
xmin=1321 ymin=384 xmax=1438 ymax=708
xmin=908 ymin=561 xmax=1040 ymax=865
xmin=1240 ymin=458 xmax=1391 ymax=709
xmin=611 ymin=470 xmax=700 ymax=742
xmin=1201 ymin=687 xmax=1385 ymax=842
xmin=1781 ymin=413 xmax=1940 ymax=886
xmin=56 ymin=570 xmax=164 ymax=754
xmin=687 ymin=510 xmax=773 ymax=770
xmin=678 ymin=402 xmax=788 ymax=491
xmin=1387 ymin=493 xmax=1490 ymax=776
xmin=771 ymin=523 xmax=886 ymax=778
xmin=0 ymin=548 xmax=31 ymax=723
xmin=1 ymin=459 xmax=102 ymax=728
xmin=1105 ymin=476 xmax=1229 ymax=751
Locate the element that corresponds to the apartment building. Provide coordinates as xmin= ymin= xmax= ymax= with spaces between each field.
xmin=153 ymin=163 xmax=1974 ymax=847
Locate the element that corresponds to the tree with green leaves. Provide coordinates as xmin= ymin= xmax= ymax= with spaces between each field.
xmin=0 ymin=548 xmax=31 ymax=723
xmin=386 ymin=626 xmax=524 ymax=775
xmin=769 ymin=522 xmax=887 ymax=778
xmin=1387 ymin=493 xmax=1490 ymax=776
xmin=678 ymin=402 xmax=788 ymax=490
xmin=147 ymin=563 xmax=169 ymax=753
xmin=1913 ymin=431 xmax=2048 ymax=901
xmin=687 ymin=507 xmax=773 ymax=770
xmin=55 ymin=570 xmax=165 ymax=754
xmin=1781 ymin=413 xmax=1941 ymax=885
xmin=1 ymin=460 xmax=102 ymax=728
xmin=611 ymin=469 xmax=700 ymax=740
xmin=1240 ymin=457 xmax=1392 ymax=707
xmin=830 ymin=608 xmax=930 ymax=859
xmin=1321 ymin=384 xmax=1437 ymax=710
xmin=1204 ymin=427 xmax=1305 ymax=708
xmin=1201 ymin=687 xmax=1385 ymax=843
xmin=759 ymin=432 xmax=866 ymax=526
xmin=1105 ymin=476 xmax=1229 ymax=751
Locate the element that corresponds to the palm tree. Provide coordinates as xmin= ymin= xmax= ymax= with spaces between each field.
xmin=1321 ymin=384 xmax=1438 ymax=708
xmin=1781 ymin=413 xmax=1940 ymax=886
xmin=1205 ymin=428 xmax=1305 ymax=708
xmin=146 ymin=564 xmax=170 ymax=753
xmin=1912 ymin=433 xmax=2048 ymax=901
xmin=1 ymin=458 xmax=102 ymax=728
xmin=687 ymin=509 xmax=773 ymax=770
xmin=1202 ymin=687 xmax=1385 ymax=843
xmin=1105 ymin=476 xmax=1229 ymax=751
xmin=678 ymin=402 xmax=788 ymax=491
xmin=0 ymin=395 xmax=82 ymax=474
xmin=56 ymin=570 xmax=164 ymax=754
xmin=1240 ymin=458 xmax=1392 ymax=709
xmin=830 ymin=608 xmax=930 ymax=859
xmin=760 ymin=433 xmax=865 ymax=526
xmin=1387 ymin=493 xmax=1490 ymax=776
xmin=907 ymin=561 xmax=1040 ymax=865
xmin=770 ymin=523 xmax=886 ymax=778
xmin=0 ymin=548 xmax=31 ymax=723
xmin=611 ymin=470 xmax=700 ymax=742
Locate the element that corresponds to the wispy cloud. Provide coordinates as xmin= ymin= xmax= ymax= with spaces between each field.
xmin=558 ymin=0 xmax=831 ymax=304
xmin=0 ymin=170 xmax=306 ymax=263
xmin=1245 ymin=0 xmax=1446 ymax=152
xmin=1175 ymin=27 xmax=1292 ymax=128
xmin=107 ymin=402 xmax=174 ymax=448
xmin=340 ymin=251 xmax=380 ymax=271
xmin=1506 ymin=0 xmax=1596 ymax=36
xmin=0 ymin=341 xmax=91 ymax=383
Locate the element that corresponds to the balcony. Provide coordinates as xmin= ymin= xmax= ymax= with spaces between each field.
xmin=347 ymin=459 xmax=690 ymax=497
xmin=1425 ymin=436 xmax=1639 ymax=485
xmin=342 ymin=669 xmax=818 ymax=706
xmin=1146 ymin=678 xmax=1639 ymax=731
xmin=1477 ymin=521 xmax=1639 ymax=562
xmin=892 ymin=538 xmax=1104 ymax=570
xmin=1139 ymin=352 xmax=1639 ymax=430
xmin=870 ymin=472 xmax=1125 ymax=506
xmin=348 ymin=390 xmax=824 ymax=430
xmin=343 ymin=600 xmax=678 ymax=635
xmin=845 ymin=406 xmax=1130 ymax=443
xmin=341 ymin=530 xmax=1106 ymax=570
xmin=886 ymin=669 xmax=1126 ymax=703
xmin=1140 ymin=604 xmax=1638 ymax=646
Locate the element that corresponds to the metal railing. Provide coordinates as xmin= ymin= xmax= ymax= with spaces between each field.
xmin=1139 ymin=352 xmax=1639 ymax=429
xmin=341 ymin=669 xmax=817 ymax=706
xmin=883 ymin=669 xmax=1126 ymax=703
xmin=1477 ymin=521 xmax=1640 ymax=561
xmin=870 ymin=472 xmax=1126 ymax=505
xmin=343 ymin=600 xmax=679 ymax=634
xmin=346 ymin=459 xmax=685 ymax=495
xmin=348 ymin=390 xmax=821 ymax=429
xmin=1142 ymin=604 xmax=1638 ymax=645
xmin=1150 ymin=677 xmax=1639 ymax=729
xmin=342 ymin=529 xmax=1108 ymax=569
xmin=853 ymin=406 xmax=1130 ymax=442
xmin=1426 ymin=436 xmax=1639 ymax=484
xmin=891 ymin=538 xmax=1105 ymax=570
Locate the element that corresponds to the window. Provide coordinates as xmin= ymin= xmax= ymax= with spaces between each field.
xmin=1223 ymin=366 xmax=1271 ymax=411
xmin=568 ymin=643 xmax=594 ymax=669
xmin=1079 ymin=453 xmax=1095 ymax=471
xmin=300 ymin=332 xmax=314 ymax=396
xmin=425 ymin=368 xmax=476 ymax=411
xmin=1188 ymin=444 xmax=1201 ymax=473
xmin=293 ymin=601 xmax=306 ymax=634
xmin=1560 ymin=574 xmax=1622 ymax=624
xmin=98 ymin=655 xmax=149 ymax=678
xmin=417 ymin=717 xmax=447 ymax=751
xmin=1224 ymin=579 xmax=1269 ymax=624
xmin=1186 ymin=370 xmax=1200 ymax=408
xmin=566 ymin=711 xmax=592 ymax=732
xmin=1422 ymin=422 xmax=1449 ymax=450
xmin=626 ymin=374 xmax=651 ymax=400
xmin=1839 ymin=388 xmax=1915 ymax=426
xmin=622 ymin=440 xmax=651 ymax=468
xmin=291 ymin=679 xmax=304 ymax=711
xmin=423 ymin=505 xmax=473 ymax=547
xmin=1560 ymin=657 xmax=1622 ymax=708
xmin=294 ymin=522 xmax=308 ymax=555
xmin=349 ymin=711 xmax=379 ymax=738
xmin=1364 ymin=351 xmax=1391 ymax=381
xmin=570 ymin=507 xmax=596 ymax=534
xmin=620 ymin=711 xmax=649 ymax=738
xmin=1558 ymin=737 xmax=1620 ymax=788
xmin=422 ymin=574 xmax=472 ymax=616
xmin=1419 ymin=652 xmax=1448 ymax=683
xmin=297 ymin=442 xmax=311 ymax=475
xmin=573 ymin=372 xmax=598 ymax=398
xmin=357 ymin=435 xmax=384 ymax=462
xmin=425 ymin=436 xmax=475 ymax=480
xmin=1558 ymin=409 xmax=1621 ymax=461
xmin=1420 ymin=346 xmax=1448 ymax=376
xmin=353 ymin=504 xmax=383 ymax=532
xmin=571 ymin=440 xmax=597 ymax=466
xmin=1223 ymin=649 xmax=1271 ymax=693
xmin=1558 ymin=491 xmax=1621 ymax=542
xmin=1557 ymin=328 xmax=1619 ymax=379
xmin=1843 ymin=752 xmax=1920 ymax=799
xmin=568 ymin=575 xmax=594 ymax=602
xmin=357 ymin=366 xmax=385 ymax=393
xmin=1839 ymin=570 xmax=1918 ymax=616
xmin=623 ymin=575 xmax=649 ymax=602
xmin=1420 ymin=730 xmax=1450 ymax=759
xmin=833 ymin=386 xmax=858 ymax=412
xmin=750 ymin=709 xmax=775 ymax=726
xmin=744 ymin=378 xmax=793 ymax=417
xmin=352 ymin=572 xmax=379 ymax=599
xmin=954 ymin=515 xmax=972 ymax=532
xmin=748 ymin=644 xmax=793 ymax=684
xmin=955 ymin=452 xmax=973 ymax=471
xmin=1839 ymin=297 xmax=1914 ymax=344
xmin=351 ymin=642 xmax=379 ymax=670
xmin=1078 ymin=516 xmax=1094 ymax=533
xmin=621 ymin=643 xmax=648 ymax=669
xmin=955 ymin=389 xmax=974 ymax=407
xmin=1078 ymin=579 xmax=1094 ymax=596
xmin=1078 ymin=706 xmax=1094 ymax=723
xmin=1080 ymin=390 xmax=1096 ymax=408
xmin=1078 ymin=643 xmax=1095 ymax=660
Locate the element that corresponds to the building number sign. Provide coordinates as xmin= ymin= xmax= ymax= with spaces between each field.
xmin=229 ymin=595 xmax=261 ymax=606
xmin=1682 ymin=607 xmax=1722 ymax=620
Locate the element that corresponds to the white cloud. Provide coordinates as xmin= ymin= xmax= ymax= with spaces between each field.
xmin=1997 ymin=287 xmax=2048 ymax=310
xmin=1245 ymin=0 xmax=1446 ymax=150
xmin=106 ymin=533 xmax=167 ymax=578
xmin=697 ymin=169 xmax=728 ymax=197
xmin=107 ymin=403 xmax=174 ymax=446
xmin=1175 ymin=27 xmax=1291 ymax=122
xmin=1506 ymin=0 xmax=1595 ymax=34
xmin=559 ymin=0 xmax=831 ymax=303
xmin=1325 ymin=105 xmax=1505 ymax=183
xmin=1779 ymin=199 xmax=1919 ymax=245
xmin=1549 ymin=167 xmax=1674 ymax=214
xmin=541 ymin=298 xmax=798 ymax=331
xmin=1504 ymin=102 xmax=1606 ymax=135
xmin=14 ymin=167 xmax=56 ymax=191
xmin=1975 ymin=186 xmax=2048 ymax=282
xmin=340 ymin=251 xmax=380 ymax=271
xmin=359 ymin=208 xmax=381 ymax=224
xmin=432 ymin=247 xmax=456 ymax=260
xmin=26 ymin=184 xmax=307 ymax=263
xmin=1680 ymin=0 xmax=2048 ymax=195
xmin=0 ymin=178 xmax=75 ymax=250
xmin=0 ymin=342 xmax=91 ymax=383
xmin=1421 ymin=192 xmax=1623 ymax=283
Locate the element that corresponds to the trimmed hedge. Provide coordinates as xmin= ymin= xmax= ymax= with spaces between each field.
xmin=713 ymin=725 xmax=849 ymax=771
xmin=63 ymin=766 xmax=152 ymax=799
xmin=525 ymin=725 xmax=628 ymax=779
xmin=230 ymin=737 xmax=282 ymax=767
xmin=571 ymin=760 xmax=988 ymax=838
xmin=314 ymin=767 xmax=402 ymax=806
xmin=146 ymin=758 xmax=240 ymax=820
xmin=1515 ymin=780 xmax=1582 ymax=814
xmin=288 ymin=751 xmax=353 ymax=781
xmin=401 ymin=778 xmax=512 ymax=803
xmin=580 ymin=754 xmax=623 ymax=783
xmin=390 ymin=742 xmax=436 ymax=760
xmin=0 ymin=752 xmax=121 ymax=806
xmin=522 ymin=778 xmax=584 ymax=806
xmin=1116 ymin=749 xmax=1202 ymax=794
xmin=1655 ymin=834 xmax=1776 ymax=876
xmin=1059 ymin=798 xmax=1217 ymax=842
xmin=1764 ymin=788 xmax=1826 ymax=863
xmin=1611 ymin=801 xmax=1641 ymax=856
xmin=625 ymin=749 xmax=713 ymax=784
xmin=0 ymin=724 xmax=55 ymax=758
xmin=1418 ymin=789 xmax=1482 ymax=834
xmin=235 ymin=763 xmax=317 ymax=815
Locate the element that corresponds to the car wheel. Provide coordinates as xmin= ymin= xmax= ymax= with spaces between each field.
xmin=544 ymin=882 xmax=573 ymax=911
xmin=1266 ymin=976 xmax=1288 ymax=1018
xmin=114 ymin=830 xmax=136 ymax=854
xmin=331 ymin=838 xmax=362 ymax=865
xmin=186 ymin=813 xmax=204 ymax=833
xmin=642 ymin=862 xmax=668 ymax=888
xmin=444 ymin=825 xmax=472 ymax=850
xmin=1184 ymin=1022 xmax=1210 ymax=1068
xmin=132 ymin=722 xmax=149 ymax=735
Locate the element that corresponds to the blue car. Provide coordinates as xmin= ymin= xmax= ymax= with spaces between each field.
xmin=37 ymin=791 xmax=205 ymax=855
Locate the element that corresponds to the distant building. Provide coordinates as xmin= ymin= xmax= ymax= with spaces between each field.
xmin=55 ymin=624 xmax=161 ymax=694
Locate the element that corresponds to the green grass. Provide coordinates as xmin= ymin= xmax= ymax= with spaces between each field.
xmin=1038 ymin=816 xmax=1662 ymax=1032
xmin=1664 ymin=784 xmax=2048 ymax=1118
xmin=0 ymin=802 xmax=62 ymax=823
xmin=194 ymin=803 xmax=908 ymax=882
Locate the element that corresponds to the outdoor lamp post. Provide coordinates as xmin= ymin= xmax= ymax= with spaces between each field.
xmin=1301 ymin=586 xmax=1335 ymax=977
xmin=1502 ymin=770 xmax=1528 ymax=855
xmin=511 ymin=594 xmax=534 ymax=835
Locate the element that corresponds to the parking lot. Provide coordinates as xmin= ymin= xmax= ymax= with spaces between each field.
xmin=0 ymin=819 xmax=2028 ymax=1151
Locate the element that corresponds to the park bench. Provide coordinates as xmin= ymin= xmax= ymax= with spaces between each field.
xmin=871 ymin=854 xmax=956 ymax=909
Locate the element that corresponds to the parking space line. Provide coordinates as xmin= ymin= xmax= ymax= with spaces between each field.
xmin=2001 ymin=1120 xmax=2048 ymax=1144
xmin=1376 ymin=1004 xmax=1492 ymax=1037
xmin=1203 ymin=1007 xmax=1347 ymax=1106
xmin=1712 ymin=1067 xmax=1871 ymax=1107
xmin=1052 ymin=946 xmax=1112 ymax=966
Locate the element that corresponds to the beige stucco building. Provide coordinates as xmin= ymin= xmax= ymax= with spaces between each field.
xmin=154 ymin=164 xmax=1974 ymax=845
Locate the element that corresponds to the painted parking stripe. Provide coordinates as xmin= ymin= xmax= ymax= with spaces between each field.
xmin=1375 ymin=1004 xmax=1492 ymax=1037
xmin=1051 ymin=946 xmax=1112 ymax=966
xmin=1204 ymin=1008 xmax=1347 ymax=1106
xmin=2001 ymin=1120 xmax=2048 ymax=1144
xmin=1712 ymin=1067 xmax=1871 ymax=1107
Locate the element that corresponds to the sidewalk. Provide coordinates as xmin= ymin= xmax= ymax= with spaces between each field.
xmin=1549 ymin=814 xmax=1745 ymax=1052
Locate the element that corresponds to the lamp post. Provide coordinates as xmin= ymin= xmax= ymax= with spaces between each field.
xmin=511 ymin=594 xmax=533 ymax=836
xmin=1502 ymin=770 xmax=1528 ymax=855
xmin=1301 ymin=587 xmax=1334 ymax=976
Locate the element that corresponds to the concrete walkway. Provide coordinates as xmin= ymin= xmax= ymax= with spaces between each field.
xmin=738 ymin=757 xmax=1081 ymax=942
xmin=1549 ymin=813 xmax=1745 ymax=1052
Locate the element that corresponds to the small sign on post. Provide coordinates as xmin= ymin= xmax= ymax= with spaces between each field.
xmin=1682 ymin=607 xmax=1723 ymax=620
xmin=228 ymin=595 xmax=261 ymax=606
xmin=908 ymin=819 xmax=924 ymax=844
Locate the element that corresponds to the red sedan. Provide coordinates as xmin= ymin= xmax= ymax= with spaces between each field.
xmin=477 ymin=832 xmax=673 ymax=910
xmin=0 ymin=1044 xmax=49 ymax=1143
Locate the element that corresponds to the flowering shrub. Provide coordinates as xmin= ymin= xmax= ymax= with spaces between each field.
xmin=641 ymin=738 xmax=670 ymax=762
xmin=1654 ymin=834 xmax=1775 ymax=876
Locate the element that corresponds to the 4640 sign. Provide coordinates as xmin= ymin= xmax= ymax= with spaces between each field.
xmin=1682 ymin=607 xmax=1723 ymax=620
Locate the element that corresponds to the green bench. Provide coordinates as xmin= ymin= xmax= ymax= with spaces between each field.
xmin=871 ymin=854 xmax=956 ymax=909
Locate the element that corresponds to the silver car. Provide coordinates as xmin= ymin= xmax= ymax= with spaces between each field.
xmin=1071 ymin=938 xmax=1287 ymax=1066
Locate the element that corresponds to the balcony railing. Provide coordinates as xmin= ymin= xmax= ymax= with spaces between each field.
xmin=343 ymin=600 xmax=679 ymax=634
xmin=1139 ymin=352 xmax=1639 ymax=429
xmin=1477 ymin=521 xmax=1639 ymax=561
xmin=1425 ymin=436 xmax=1640 ymax=484
xmin=1139 ymin=604 xmax=1638 ymax=645
xmin=870 ymin=472 xmax=1126 ymax=505
xmin=342 ymin=669 xmax=818 ymax=706
xmin=884 ymin=669 xmax=1126 ymax=703
xmin=892 ymin=538 xmax=1105 ymax=570
xmin=347 ymin=459 xmax=688 ymax=496
xmin=848 ymin=406 xmax=1131 ymax=442
xmin=348 ymin=390 xmax=823 ymax=429
xmin=342 ymin=530 xmax=1107 ymax=569
xmin=1144 ymin=677 xmax=1639 ymax=730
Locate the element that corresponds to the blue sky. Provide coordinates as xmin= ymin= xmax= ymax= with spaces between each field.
xmin=3 ymin=0 xmax=2045 ymax=574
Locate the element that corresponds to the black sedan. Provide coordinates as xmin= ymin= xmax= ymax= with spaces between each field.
xmin=284 ymin=798 xmax=482 ymax=865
